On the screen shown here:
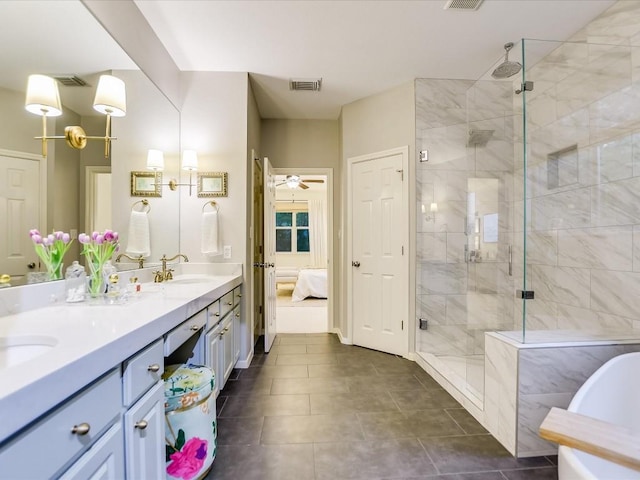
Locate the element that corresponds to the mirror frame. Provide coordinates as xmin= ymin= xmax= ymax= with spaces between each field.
xmin=197 ymin=172 xmax=228 ymax=197
xmin=130 ymin=171 xmax=162 ymax=197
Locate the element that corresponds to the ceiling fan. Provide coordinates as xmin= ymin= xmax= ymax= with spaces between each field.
xmin=275 ymin=175 xmax=324 ymax=190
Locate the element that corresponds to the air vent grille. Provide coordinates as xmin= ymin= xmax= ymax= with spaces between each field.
xmin=289 ymin=78 xmax=322 ymax=91
xmin=53 ymin=75 xmax=88 ymax=87
xmin=443 ymin=0 xmax=484 ymax=10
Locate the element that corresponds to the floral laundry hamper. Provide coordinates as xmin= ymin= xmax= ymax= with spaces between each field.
xmin=163 ymin=364 xmax=217 ymax=480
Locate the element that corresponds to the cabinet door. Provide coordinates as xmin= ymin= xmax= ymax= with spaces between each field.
xmin=233 ymin=305 xmax=241 ymax=364
xmin=221 ymin=316 xmax=234 ymax=385
xmin=58 ymin=422 xmax=125 ymax=480
xmin=205 ymin=324 xmax=223 ymax=398
xmin=123 ymin=381 xmax=164 ymax=480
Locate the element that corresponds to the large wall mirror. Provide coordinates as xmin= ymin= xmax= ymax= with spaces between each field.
xmin=0 ymin=0 xmax=180 ymax=285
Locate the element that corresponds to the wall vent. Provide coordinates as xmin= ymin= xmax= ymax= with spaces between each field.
xmin=443 ymin=0 xmax=484 ymax=10
xmin=53 ymin=75 xmax=88 ymax=87
xmin=289 ymin=78 xmax=322 ymax=91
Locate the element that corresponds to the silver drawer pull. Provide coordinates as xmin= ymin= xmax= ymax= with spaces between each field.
xmin=71 ymin=423 xmax=90 ymax=435
xmin=148 ymin=364 xmax=160 ymax=372
xmin=190 ymin=325 xmax=200 ymax=331
xmin=135 ymin=420 xmax=148 ymax=430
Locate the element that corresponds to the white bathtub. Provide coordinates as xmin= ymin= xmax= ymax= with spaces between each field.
xmin=558 ymin=352 xmax=640 ymax=480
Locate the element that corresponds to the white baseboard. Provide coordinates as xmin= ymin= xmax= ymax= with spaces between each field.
xmin=235 ymin=349 xmax=253 ymax=369
xmin=333 ymin=327 xmax=352 ymax=344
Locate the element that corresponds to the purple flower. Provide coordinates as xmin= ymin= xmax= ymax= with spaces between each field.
xmin=78 ymin=233 xmax=90 ymax=244
xmin=29 ymin=229 xmax=40 ymax=238
xmin=62 ymin=233 xmax=70 ymax=244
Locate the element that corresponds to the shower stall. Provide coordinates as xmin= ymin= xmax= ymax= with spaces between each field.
xmin=416 ymin=34 xmax=640 ymax=409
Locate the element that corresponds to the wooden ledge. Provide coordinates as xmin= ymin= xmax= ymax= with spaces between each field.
xmin=539 ymin=407 xmax=640 ymax=472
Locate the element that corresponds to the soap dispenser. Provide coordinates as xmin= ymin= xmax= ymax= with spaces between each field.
xmin=65 ymin=261 xmax=86 ymax=303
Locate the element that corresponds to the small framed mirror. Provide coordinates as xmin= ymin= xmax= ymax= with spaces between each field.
xmin=198 ymin=172 xmax=228 ymax=197
xmin=131 ymin=171 xmax=162 ymax=197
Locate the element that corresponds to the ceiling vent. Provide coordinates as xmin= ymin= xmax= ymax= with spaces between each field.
xmin=443 ymin=0 xmax=484 ymax=10
xmin=289 ymin=78 xmax=322 ymax=92
xmin=53 ymin=75 xmax=89 ymax=87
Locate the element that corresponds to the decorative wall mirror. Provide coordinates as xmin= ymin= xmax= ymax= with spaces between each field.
xmin=131 ymin=171 xmax=162 ymax=197
xmin=197 ymin=172 xmax=228 ymax=197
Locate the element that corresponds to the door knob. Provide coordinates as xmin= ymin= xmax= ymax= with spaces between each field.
xmin=27 ymin=262 xmax=36 ymax=269
xmin=352 ymin=261 xmax=360 ymax=267
xmin=267 ymin=262 xmax=275 ymax=268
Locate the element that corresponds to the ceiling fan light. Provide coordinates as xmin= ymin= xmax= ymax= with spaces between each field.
xmin=286 ymin=175 xmax=300 ymax=189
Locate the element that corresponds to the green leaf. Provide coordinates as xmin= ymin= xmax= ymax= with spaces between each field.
xmin=166 ymin=445 xmax=173 ymax=462
xmin=176 ymin=429 xmax=186 ymax=451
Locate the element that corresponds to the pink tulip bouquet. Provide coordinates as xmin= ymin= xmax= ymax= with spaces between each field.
xmin=79 ymin=230 xmax=119 ymax=295
xmin=29 ymin=229 xmax=73 ymax=280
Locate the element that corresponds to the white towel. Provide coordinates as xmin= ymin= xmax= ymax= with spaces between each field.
xmin=201 ymin=211 xmax=220 ymax=255
xmin=125 ymin=210 xmax=151 ymax=257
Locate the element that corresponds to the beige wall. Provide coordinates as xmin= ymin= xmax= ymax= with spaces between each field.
xmin=339 ymin=81 xmax=416 ymax=344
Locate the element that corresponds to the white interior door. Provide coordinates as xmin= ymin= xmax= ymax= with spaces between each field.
xmin=263 ymin=157 xmax=277 ymax=352
xmin=0 ymin=152 xmax=42 ymax=281
xmin=350 ymin=147 xmax=408 ymax=356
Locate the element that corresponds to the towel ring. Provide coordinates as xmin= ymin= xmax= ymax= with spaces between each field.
xmin=132 ymin=199 xmax=151 ymax=213
xmin=202 ymin=201 xmax=219 ymax=213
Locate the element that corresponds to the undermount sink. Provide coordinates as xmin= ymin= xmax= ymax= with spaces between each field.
xmin=0 ymin=335 xmax=57 ymax=368
xmin=168 ymin=275 xmax=215 ymax=285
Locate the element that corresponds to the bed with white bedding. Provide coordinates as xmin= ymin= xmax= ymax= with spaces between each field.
xmin=292 ymin=268 xmax=328 ymax=302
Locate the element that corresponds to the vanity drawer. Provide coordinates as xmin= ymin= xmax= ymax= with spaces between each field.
xmin=164 ymin=309 xmax=207 ymax=356
xmin=233 ymin=286 xmax=242 ymax=306
xmin=206 ymin=299 xmax=221 ymax=330
xmin=0 ymin=368 xmax=121 ymax=479
xmin=220 ymin=290 xmax=234 ymax=318
xmin=122 ymin=339 xmax=163 ymax=406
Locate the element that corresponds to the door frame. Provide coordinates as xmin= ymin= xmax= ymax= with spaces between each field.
xmin=272 ymin=167 xmax=334 ymax=333
xmin=347 ymin=146 xmax=409 ymax=356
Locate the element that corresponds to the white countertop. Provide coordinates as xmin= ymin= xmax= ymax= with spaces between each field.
xmin=0 ymin=264 xmax=242 ymax=443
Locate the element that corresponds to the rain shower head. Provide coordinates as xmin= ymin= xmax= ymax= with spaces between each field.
xmin=491 ymin=42 xmax=522 ymax=79
xmin=467 ymin=129 xmax=494 ymax=147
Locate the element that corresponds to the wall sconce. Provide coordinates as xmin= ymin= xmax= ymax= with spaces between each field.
xmin=25 ymin=74 xmax=126 ymax=158
xmin=148 ymin=150 xmax=199 ymax=196
xmin=422 ymin=202 xmax=438 ymax=221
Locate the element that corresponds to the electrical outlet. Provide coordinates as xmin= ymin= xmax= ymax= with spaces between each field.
xmin=70 ymin=229 xmax=78 ymax=239
xmin=223 ymin=245 xmax=232 ymax=259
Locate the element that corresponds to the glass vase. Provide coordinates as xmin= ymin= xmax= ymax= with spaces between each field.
xmin=47 ymin=260 xmax=64 ymax=281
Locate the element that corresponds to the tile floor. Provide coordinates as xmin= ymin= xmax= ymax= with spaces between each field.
xmin=206 ymin=333 xmax=558 ymax=480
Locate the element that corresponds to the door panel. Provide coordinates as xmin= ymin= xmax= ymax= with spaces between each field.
xmin=351 ymin=148 xmax=408 ymax=356
xmin=263 ymin=157 xmax=276 ymax=353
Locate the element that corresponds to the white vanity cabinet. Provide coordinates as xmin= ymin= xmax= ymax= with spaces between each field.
xmin=121 ymin=339 xmax=165 ymax=479
xmin=0 ymin=368 xmax=123 ymax=479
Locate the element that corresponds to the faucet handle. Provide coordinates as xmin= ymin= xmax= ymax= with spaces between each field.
xmin=166 ymin=269 xmax=174 ymax=281
xmin=152 ymin=270 xmax=163 ymax=283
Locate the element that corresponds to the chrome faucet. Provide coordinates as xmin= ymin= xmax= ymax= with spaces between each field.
xmin=115 ymin=253 xmax=145 ymax=269
xmin=154 ymin=254 xmax=189 ymax=282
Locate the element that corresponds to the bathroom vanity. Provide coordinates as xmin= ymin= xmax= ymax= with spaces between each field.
xmin=0 ymin=264 xmax=243 ymax=478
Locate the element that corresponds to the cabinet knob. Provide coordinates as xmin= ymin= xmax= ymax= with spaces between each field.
xmin=235 ymin=312 xmax=240 ymax=317
xmin=237 ymin=293 xmax=242 ymax=297
xmin=190 ymin=325 xmax=200 ymax=331
xmin=134 ymin=420 xmax=148 ymax=430
xmin=147 ymin=364 xmax=160 ymax=372
xmin=214 ymin=312 xmax=220 ymax=317
xmin=219 ymin=332 xmax=225 ymax=338
xmin=71 ymin=423 xmax=90 ymax=435
xmin=224 ymin=326 xmax=230 ymax=333
xmin=227 ymin=301 xmax=232 ymax=305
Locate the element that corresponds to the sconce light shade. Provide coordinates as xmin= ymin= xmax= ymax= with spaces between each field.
xmin=181 ymin=150 xmax=198 ymax=171
xmin=93 ymin=75 xmax=126 ymax=117
xmin=430 ymin=202 xmax=438 ymax=213
xmin=25 ymin=74 xmax=62 ymax=117
xmin=147 ymin=149 xmax=164 ymax=171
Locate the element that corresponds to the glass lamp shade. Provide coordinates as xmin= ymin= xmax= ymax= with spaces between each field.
xmin=93 ymin=75 xmax=126 ymax=117
xmin=25 ymin=74 xmax=62 ymax=116
xmin=286 ymin=175 xmax=300 ymax=189
xmin=181 ymin=150 xmax=198 ymax=171
xmin=147 ymin=149 xmax=164 ymax=171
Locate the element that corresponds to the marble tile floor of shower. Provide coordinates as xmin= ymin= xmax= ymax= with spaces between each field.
xmin=206 ymin=333 xmax=558 ymax=480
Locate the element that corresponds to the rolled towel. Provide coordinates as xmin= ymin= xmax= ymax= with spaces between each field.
xmin=125 ymin=210 xmax=151 ymax=257
xmin=201 ymin=210 xmax=220 ymax=255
